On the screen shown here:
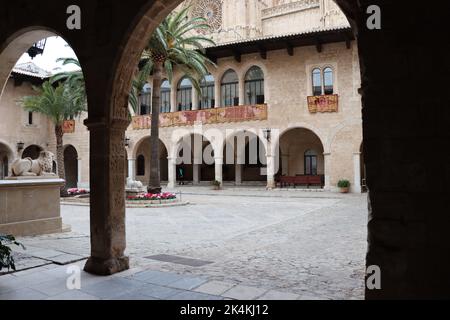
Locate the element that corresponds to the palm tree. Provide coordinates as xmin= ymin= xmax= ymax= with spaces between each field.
xmin=20 ymin=81 xmax=86 ymax=195
xmin=142 ymin=7 xmax=216 ymax=193
xmin=51 ymin=58 xmax=86 ymax=107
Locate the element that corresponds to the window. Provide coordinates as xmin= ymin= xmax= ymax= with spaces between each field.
xmin=304 ymin=150 xmax=318 ymax=175
xmin=28 ymin=112 xmax=33 ymax=125
xmin=199 ymin=74 xmax=215 ymax=109
xmin=312 ymin=68 xmax=322 ymax=96
xmin=323 ymin=67 xmax=334 ymax=95
xmin=221 ymin=69 xmax=239 ymax=107
xmin=137 ymin=155 xmax=145 ymax=176
xmin=312 ymin=67 xmax=334 ymax=96
xmin=245 ymin=66 xmax=265 ymax=105
xmin=177 ymin=77 xmax=193 ymax=111
xmin=139 ymin=91 xmax=151 ymax=115
xmin=160 ymin=80 xmax=171 ymax=113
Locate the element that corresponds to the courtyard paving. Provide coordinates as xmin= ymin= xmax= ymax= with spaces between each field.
xmin=0 ymin=188 xmax=368 ymax=300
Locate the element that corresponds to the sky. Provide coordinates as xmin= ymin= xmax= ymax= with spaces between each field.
xmin=16 ymin=36 xmax=80 ymax=74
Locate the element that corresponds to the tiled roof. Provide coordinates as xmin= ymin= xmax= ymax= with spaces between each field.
xmin=12 ymin=62 xmax=52 ymax=79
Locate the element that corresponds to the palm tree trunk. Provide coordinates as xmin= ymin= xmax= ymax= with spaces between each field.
xmin=148 ymin=61 xmax=163 ymax=194
xmin=55 ymin=124 xmax=66 ymax=196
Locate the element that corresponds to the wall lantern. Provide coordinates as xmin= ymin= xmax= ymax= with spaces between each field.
xmin=27 ymin=39 xmax=47 ymax=59
xmin=17 ymin=141 xmax=25 ymax=151
xmin=263 ymin=128 xmax=272 ymax=142
xmin=124 ymin=137 xmax=131 ymax=147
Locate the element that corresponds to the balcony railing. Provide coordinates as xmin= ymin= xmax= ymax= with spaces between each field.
xmin=132 ymin=104 xmax=268 ymax=130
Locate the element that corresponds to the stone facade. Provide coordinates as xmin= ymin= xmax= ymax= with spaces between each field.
xmin=61 ymin=0 xmax=363 ymax=192
xmin=1 ymin=0 xmax=450 ymax=299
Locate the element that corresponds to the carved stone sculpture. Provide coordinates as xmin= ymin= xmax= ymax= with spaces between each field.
xmin=11 ymin=151 xmax=56 ymax=177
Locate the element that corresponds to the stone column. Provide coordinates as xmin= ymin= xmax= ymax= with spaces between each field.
xmin=170 ymin=86 xmax=177 ymax=113
xmin=323 ymin=152 xmax=331 ymax=190
xmin=235 ymin=164 xmax=242 ymax=185
xmin=77 ymin=158 xmax=82 ymax=188
xmin=214 ymin=78 xmax=221 ymax=108
xmin=192 ymin=87 xmax=199 ymax=111
xmin=193 ymin=164 xmax=200 ymax=185
xmin=128 ymin=158 xmax=136 ymax=181
xmin=215 ymin=157 xmax=223 ymax=183
xmin=353 ymin=152 xmax=362 ymax=193
xmin=83 ymin=119 xmax=129 ymax=275
xmin=167 ymin=157 xmax=176 ymax=189
xmin=238 ymin=76 xmax=245 ymax=106
xmin=266 ymin=154 xmax=276 ymax=189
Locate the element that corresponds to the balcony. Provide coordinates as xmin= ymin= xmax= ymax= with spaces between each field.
xmin=132 ymin=104 xmax=268 ymax=130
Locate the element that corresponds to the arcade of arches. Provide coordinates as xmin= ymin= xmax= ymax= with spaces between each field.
xmin=0 ymin=0 xmax=449 ymax=299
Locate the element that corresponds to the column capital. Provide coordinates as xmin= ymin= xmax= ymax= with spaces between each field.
xmin=84 ymin=117 xmax=130 ymax=131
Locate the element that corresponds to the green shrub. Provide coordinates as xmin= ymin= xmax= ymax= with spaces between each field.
xmin=211 ymin=180 xmax=221 ymax=187
xmin=337 ymin=180 xmax=351 ymax=188
xmin=0 ymin=234 xmax=25 ymax=272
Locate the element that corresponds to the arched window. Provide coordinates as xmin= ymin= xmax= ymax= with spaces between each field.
xmin=221 ymin=69 xmax=239 ymax=107
xmin=139 ymin=83 xmax=152 ymax=115
xmin=137 ymin=155 xmax=145 ymax=176
xmin=160 ymin=80 xmax=171 ymax=113
xmin=245 ymin=66 xmax=265 ymax=105
xmin=312 ymin=68 xmax=322 ymax=96
xmin=177 ymin=77 xmax=193 ymax=111
xmin=200 ymin=74 xmax=215 ymax=109
xmin=323 ymin=67 xmax=334 ymax=95
xmin=312 ymin=67 xmax=334 ymax=96
xmin=304 ymin=150 xmax=318 ymax=175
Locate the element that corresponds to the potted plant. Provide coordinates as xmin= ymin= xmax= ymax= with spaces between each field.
xmin=337 ymin=180 xmax=351 ymax=193
xmin=0 ymin=234 xmax=25 ymax=274
xmin=211 ymin=180 xmax=222 ymax=190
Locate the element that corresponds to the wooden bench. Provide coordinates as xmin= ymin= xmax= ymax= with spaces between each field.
xmin=277 ymin=175 xmax=324 ymax=188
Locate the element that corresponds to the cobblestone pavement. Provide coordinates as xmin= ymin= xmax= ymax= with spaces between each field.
xmin=3 ymin=189 xmax=368 ymax=300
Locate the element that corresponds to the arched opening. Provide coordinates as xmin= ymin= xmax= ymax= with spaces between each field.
xmin=160 ymin=79 xmax=171 ymax=113
xmin=176 ymin=134 xmax=215 ymax=185
xmin=134 ymin=137 xmax=169 ymax=185
xmin=223 ymin=131 xmax=267 ymax=185
xmin=22 ymin=144 xmax=43 ymax=160
xmin=277 ymin=128 xmax=325 ymax=188
xmin=138 ymin=83 xmax=152 ymax=115
xmin=199 ymin=74 xmax=215 ymax=109
xmin=244 ymin=66 xmax=265 ymax=105
xmin=64 ymin=145 xmax=78 ymax=189
xmin=221 ymin=69 xmax=239 ymax=107
xmin=0 ymin=142 xmax=13 ymax=179
xmin=177 ymin=77 xmax=193 ymax=111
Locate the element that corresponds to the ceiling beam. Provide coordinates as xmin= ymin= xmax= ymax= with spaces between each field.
xmin=233 ymin=49 xmax=241 ymax=63
xmin=286 ymin=42 xmax=294 ymax=56
xmin=315 ymin=39 xmax=322 ymax=53
xmin=259 ymin=46 xmax=267 ymax=60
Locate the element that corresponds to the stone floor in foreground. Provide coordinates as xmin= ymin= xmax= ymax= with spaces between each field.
xmin=1 ymin=188 xmax=368 ymax=300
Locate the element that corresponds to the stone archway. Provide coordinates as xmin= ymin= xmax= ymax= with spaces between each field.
xmin=223 ymin=131 xmax=267 ymax=185
xmin=22 ymin=144 xmax=43 ymax=160
xmin=64 ymin=145 xmax=78 ymax=189
xmin=133 ymin=137 xmax=169 ymax=185
xmin=175 ymin=133 xmax=215 ymax=185
xmin=1 ymin=0 xmax=449 ymax=298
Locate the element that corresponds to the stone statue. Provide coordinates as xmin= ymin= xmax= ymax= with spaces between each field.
xmin=11 ymin=151 xmax=56 ymax=177
xmin=126 ymin=177 xmax=145 ymax=194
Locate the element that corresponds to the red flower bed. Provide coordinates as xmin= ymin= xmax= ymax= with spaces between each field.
xmin=127 ymin=192 xmax=177 ymax=201
xmin=67 ymin=188 xmax=89 ymax=196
